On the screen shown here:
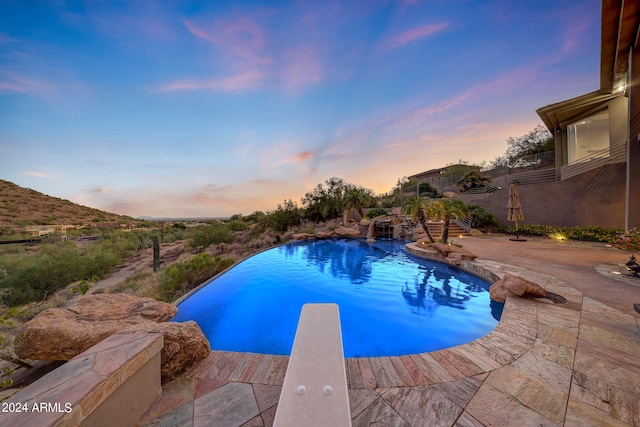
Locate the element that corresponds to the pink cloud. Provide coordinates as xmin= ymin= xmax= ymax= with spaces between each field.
xmin=22 ymin=171 xmax=50 ymax=178
xmin=161 ymin=14 xmax=330 ymax=95
xmin=183 ymin=17 xmax=271 ymax=65
xmin=559 ymin=13 xmax=592 ymax=55
xmin=159 ymin=69 xmax=265 ymax=92
xmin=97 ymin=179 xmax=305 ymax=217
xmin=379 ymin=23 xmax=450 ymax=52
xmin=283 ymin=150 xmax=316 ymax=164
xmin=281 ymin=46 xmax=325 ymax=91
xmin=0 ymin=69 xmax=54 ymax=95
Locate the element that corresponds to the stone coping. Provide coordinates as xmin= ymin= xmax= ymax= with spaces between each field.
xmin=3 ymin=332 xmax=163 ymax=427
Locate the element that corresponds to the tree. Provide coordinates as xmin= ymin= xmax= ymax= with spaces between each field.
xmin=419 ymin=182 xmax=442 ymax=199
xmin=424 ymin=198 xmax=469 ymax=243
xmin=401 ymin=197 xmax=436 ymax=243
xmin=343 ymin=186 xmax=374 ymax=224
xmin=457 ymin=171 xmax=491 ymax=192
xmin=506 ymin=125 xmax=554 ymax=159
xmin=492 ymin=125 xmax=555 ymax=168
xmin=466 ymin=204 xmax=499 ymax=229
xmin=301 ymin=177 xmax=374 ymax=223
xmin=267 ymin=199 xmax=302 ymax=232
xmin=301 ymin=177 xmax=347 ymax=222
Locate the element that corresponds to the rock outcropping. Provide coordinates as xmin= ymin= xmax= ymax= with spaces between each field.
xmin=430 ymin=242 xmax=477 ymax=265
xmin=117 ymin=321 xmax=210 ymax=382
xmin=489 ymin=273 xmax=548 ymax=303
xmin=17 ymin=294 xmax=177 ymax=360
xmin=334 ymin=226 xmax=361 ymax=237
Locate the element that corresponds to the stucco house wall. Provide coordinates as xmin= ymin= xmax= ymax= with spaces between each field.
xmin=473 ymin=163 xmax=626 ymax=229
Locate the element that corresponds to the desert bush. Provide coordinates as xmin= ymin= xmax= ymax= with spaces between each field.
xmin=154 ymin=253 xmax=235 ymax=302
xmin=265 ymin=200 xmax=302 ymax=233
xmin=0 ymin=231 xmax=146 ymax=306
xmin=226 ymin=219 xmax=249 ymax=232
xmin=243 ymin=211 xmax=266 ymax=224
xmin=188 ymin=224 xmax=235 ymax=248
xmin=108 ymin=271 xmax=154 ymax=294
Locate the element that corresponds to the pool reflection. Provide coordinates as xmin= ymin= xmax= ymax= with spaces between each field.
xmin=284 ymin=239 xmax=376 ymax=284
xmin=402 ymin=265 xmax=491 ymax=316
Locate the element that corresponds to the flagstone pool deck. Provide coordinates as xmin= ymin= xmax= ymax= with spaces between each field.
xmin=136 ymin=236 xmax=640 ymax=427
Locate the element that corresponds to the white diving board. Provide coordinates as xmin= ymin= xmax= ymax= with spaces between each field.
xmin=273 ymin=303 xmax=352 ymax=427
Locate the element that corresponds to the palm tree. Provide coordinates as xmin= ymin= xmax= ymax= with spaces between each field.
xmin=401 ymin=197 xmax=436 ymax=243
xmin=343 ymin=186 xmax=373 ymax=225
xmin=424 ymin=198 xmax=469 ymax=243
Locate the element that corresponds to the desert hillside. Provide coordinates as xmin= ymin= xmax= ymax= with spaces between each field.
xmin=0 ymin=179 xmax=143 ymax=234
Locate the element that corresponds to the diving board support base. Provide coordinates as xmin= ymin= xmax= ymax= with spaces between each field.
xmin=273 ymin=303 xmax=352 ymax=427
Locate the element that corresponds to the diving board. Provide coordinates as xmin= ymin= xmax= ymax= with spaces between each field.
xmin=273 ymin=303 xmax=352 ymax=427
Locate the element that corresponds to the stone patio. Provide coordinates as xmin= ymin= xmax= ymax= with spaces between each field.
xmin=134 ymin=238 xmax=640 ymax=427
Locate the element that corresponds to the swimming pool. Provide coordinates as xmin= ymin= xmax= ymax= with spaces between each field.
xmin=173 ymin=239 xmax=499 ymax=357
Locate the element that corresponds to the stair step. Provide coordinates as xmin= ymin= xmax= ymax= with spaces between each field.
xmin=423 ymin=221 xmax=469 ymax=239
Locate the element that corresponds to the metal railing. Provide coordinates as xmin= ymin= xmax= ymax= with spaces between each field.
xmin=455 ymin=217 xmax=473 ymax=232
xmin=456 ymin=185 xmax=501 ymax=203
xmin=481 ymin=150 xmax=556 ymax=179
xmin=561 ymin=140 xmax=627 ymax=180
xmin=455 ymin=140 xmax=627 ymax=202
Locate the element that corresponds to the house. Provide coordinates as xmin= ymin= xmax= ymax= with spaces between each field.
xmin=536 ymin=0 xmax=639 ymax=230
xmin=410 ymin=164 xmax=482 ymax=192
xmin=25 ymin=225 xmax=75 ymax=236
xmin=459 ymin=0 xmax=638 ymax=230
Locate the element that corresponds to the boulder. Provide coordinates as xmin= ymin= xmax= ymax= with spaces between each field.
xmin=117 ymin=321 xmax=210 ymax=383
xmin=489 ymin=273 xmax=547 ymax=303
xmin=469 ymin=228 xmax=483 ymax=237
xmin=334 ymin=227 xmax=360 ymax=237
xmin=431 ymin=242 xmax=476 ymax=260
xmin=315 ymin=231 xmax=334 ymax=239
xmin=360 ymin=219 xmax=371 ymax=226
xmin=292 ymin=233 xmax=312 ymax=240
xmin=17 ymin=294 xmax=177 ymax=360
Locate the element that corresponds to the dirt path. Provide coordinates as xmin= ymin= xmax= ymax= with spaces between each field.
xmin=70 ymin=242 xmax=185 ymax=302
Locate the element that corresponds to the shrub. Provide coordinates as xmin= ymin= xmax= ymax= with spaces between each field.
xmin=226 ymin=219 xmax=249 ymax=232
xmin=243 ymin=211 xmax=266 ymax=224
xmin=0 ymin=231 xmax=147 ymax=306
xmin=467 ymin=204 xmax=499 ymax=229
xmin=188 ymin=224 xmax=235 ymax=248
xmin=365 ymin=208 xmax=388 ymax=219
xmin=490 ymin=224 xmax=620 ymax=243
xmin=266 ymin=200 xmax=302 ymax=233
xmin=109 ymin=271 xmax=153 ymax=294
xmin=154 ymin=253 xmax=235 ymax=302
xmin=613 ymin=228 xmax=640 ymax=251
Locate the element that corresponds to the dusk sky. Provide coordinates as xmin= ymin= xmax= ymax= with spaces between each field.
xmin=1 ymin=0 xmax=601 ymax=218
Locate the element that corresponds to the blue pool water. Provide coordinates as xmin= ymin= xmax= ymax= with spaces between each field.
xmin=173 ymin=239 xmax=499 ymax=357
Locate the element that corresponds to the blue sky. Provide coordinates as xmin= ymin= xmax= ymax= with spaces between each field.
xmin=1 ymin=0 xmax=600 ymax=218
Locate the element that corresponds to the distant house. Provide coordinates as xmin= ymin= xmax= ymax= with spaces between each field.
xmin=410 ymin=164 xmax=482 ymax=191
xmin=26 ymin=225 xmax=75 ymax=236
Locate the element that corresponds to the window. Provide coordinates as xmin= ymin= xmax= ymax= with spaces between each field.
xmin=566 ymin=111 xmax=609 ymax=163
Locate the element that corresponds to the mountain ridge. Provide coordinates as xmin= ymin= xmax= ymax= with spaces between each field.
xmin=0 ymin=179 xmax=143 ymax=234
